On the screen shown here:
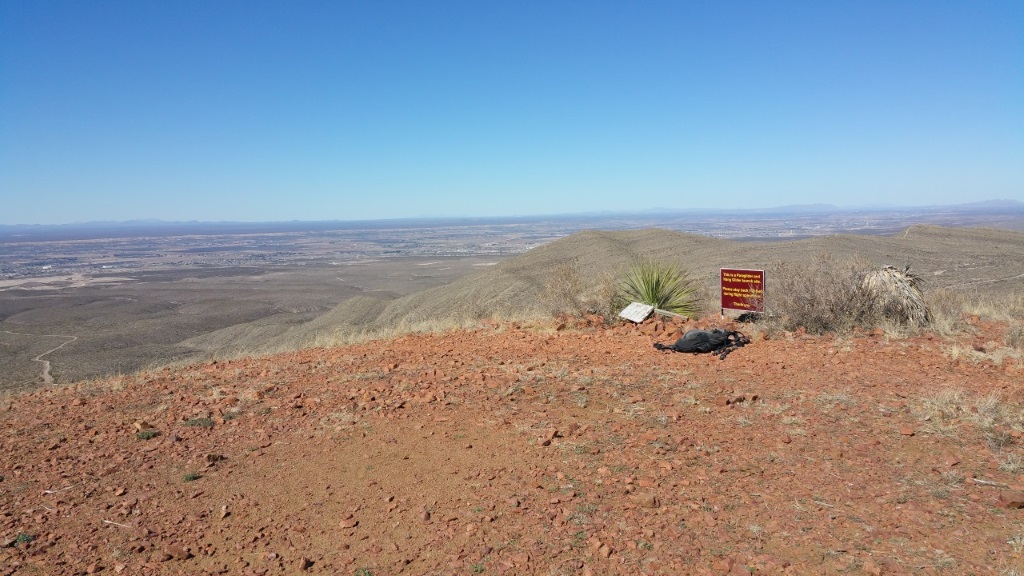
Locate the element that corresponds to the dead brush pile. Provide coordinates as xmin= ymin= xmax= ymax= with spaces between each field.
xmin=861 ymin=264 xmax=930 ymax=326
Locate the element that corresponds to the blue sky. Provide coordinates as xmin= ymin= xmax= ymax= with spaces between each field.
xmin=2 ymin=1 xmax=1022 ymax=225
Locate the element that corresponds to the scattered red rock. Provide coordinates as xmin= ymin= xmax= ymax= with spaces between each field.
xmin=998 ymin=491 xmax=1024 ymax=509
xmin=1 ymin=317 xmax=1022 ymax=574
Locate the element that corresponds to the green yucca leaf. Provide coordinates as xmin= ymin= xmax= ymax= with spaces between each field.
xmin=619 ymin=259 xmax=697 ymax=317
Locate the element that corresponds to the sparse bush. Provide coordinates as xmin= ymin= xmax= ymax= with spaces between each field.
xmin=540 ymin=259 xmax=586 ymax=317
xmin=764 ymin=254 xmax=878 ymax=334
xmin=540 ymin=259 xmax=620 ymax=320
xmin=617 ymin=258 xmax=697 ymax=317
xmin=14 ymin=532 xmax=35 ymax=545
xmin=583 ymin=269 xmax=624 ymax=320
xmin=136 ymin=429 xmax=160 ymax=440
xmin=183 ymin=472 xmax=202 ymax=482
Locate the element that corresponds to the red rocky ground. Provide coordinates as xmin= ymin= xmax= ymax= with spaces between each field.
xmin=2 ymin=317 xmax=1023 ymax=575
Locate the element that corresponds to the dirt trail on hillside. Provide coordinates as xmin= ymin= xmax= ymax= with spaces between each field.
xmin=1 ymin=318 xmax=1023 ymax=575
xmin=2 ymin=331 xmax=77 ymax=385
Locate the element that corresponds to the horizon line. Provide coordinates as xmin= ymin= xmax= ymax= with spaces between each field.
xmin=2 ymin=198 xmax=1022 ymax=228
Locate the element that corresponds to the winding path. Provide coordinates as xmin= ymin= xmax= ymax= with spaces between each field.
xmin=2 ymin=331 xmax=78 ymax=385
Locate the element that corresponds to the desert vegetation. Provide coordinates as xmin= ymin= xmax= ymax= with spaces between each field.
xmin=616 ymin=258 xmax=698 ymax=317
xmin=751 ymin=253 xmax=933 ymax=335
xmin=539 ymin=258 xmax=619 ymax=319
xmin=531 ymin=248 xmax=1024 ymax=390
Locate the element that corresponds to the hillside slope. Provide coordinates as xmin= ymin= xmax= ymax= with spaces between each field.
xmin=182 ymin=225 xmax=1024 ymax=358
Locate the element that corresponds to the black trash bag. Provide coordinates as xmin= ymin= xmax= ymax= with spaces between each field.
xmin=654 ymin=329 xmax=751 ymax=360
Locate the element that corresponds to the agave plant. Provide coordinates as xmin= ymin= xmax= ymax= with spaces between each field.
xmin=619 ymin=259 xmax=697 ymax=317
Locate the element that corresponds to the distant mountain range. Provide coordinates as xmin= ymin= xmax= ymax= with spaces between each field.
xmin=2 ymin=199 xmax=1022 ymax=232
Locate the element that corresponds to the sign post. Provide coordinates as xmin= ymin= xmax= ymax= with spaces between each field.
xmin=720 ymin=268 xmax=765 ymax=316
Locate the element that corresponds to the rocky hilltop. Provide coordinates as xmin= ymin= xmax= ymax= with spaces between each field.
xmin=2 ymin=314 xmax=1023 ymax=575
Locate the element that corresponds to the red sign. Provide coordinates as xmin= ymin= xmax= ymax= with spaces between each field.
xmin=720 ymin=268 xmax=765 ymax=313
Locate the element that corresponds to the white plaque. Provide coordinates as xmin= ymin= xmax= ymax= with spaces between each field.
xmin=618 ymin=302 xmax=654 ymax=323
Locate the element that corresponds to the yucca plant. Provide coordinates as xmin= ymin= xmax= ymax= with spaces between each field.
xmin=618 ymin=259 xmax=697 ymax=317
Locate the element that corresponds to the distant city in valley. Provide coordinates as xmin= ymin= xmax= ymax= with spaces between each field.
xmin=2 ymin=202 xmax=1022 ymax=282
xmin=2 ymin=200 xmax=1023 ymax=390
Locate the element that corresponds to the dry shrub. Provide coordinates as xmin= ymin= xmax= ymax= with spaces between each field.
xmin=764 ymin=253 xmax=878 ymax=334
xmin=540 ymin=259 xmax=586 ymax=317
xmin=582 ymin=269 xmax=622 ymax=320
xmin=539 ymin=259 xmax=619 ymax=320
xmin=689 ymin=281 xmax=720 ymax=318
xmin=765 ymin=253 xmax=949 ymax=335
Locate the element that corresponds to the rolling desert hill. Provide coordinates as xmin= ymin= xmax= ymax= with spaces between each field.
xmin=181 ymin=225 xmax=1024 ymax=359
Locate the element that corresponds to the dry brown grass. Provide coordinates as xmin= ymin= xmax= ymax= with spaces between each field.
xmin=914 ymin=389 xmax=1024 ymax=454
xmin=925 ymin=288 xmax=970 ymax=337
xmin=1008 ymin=323 xmax=1024 ymax=350
xmin=946 ymin=342 xmax=1022 ymax=366
xmin=963 ymin=290 xmax=1024 ymax=322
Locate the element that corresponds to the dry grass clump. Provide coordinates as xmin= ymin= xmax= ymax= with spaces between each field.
xmin=914 ymin=389 xmax=1024 ymax=452
xmin=1006 ymin=322 xmax=1024 ymax=350
xmin=946 ymin=339 xmax=1023 ymax=366
xmin=914 ymin=388 xmax=970 ymax=437
xmin=962 ymin=291 xmax=1024 ymax=322
xmin=926 ymin=288 xmax=970 ymax=337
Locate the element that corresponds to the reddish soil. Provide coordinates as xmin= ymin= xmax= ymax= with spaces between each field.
xmin=2 ymin=317 xmax=1023 ymax=575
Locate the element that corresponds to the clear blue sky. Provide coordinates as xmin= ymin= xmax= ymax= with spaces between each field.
xmin=2 ymin=1 xmax=1022 ymax=225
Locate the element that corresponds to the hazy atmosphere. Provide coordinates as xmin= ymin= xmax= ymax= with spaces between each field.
xmin=2 ymin=1 xmax=1022 ymax=225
